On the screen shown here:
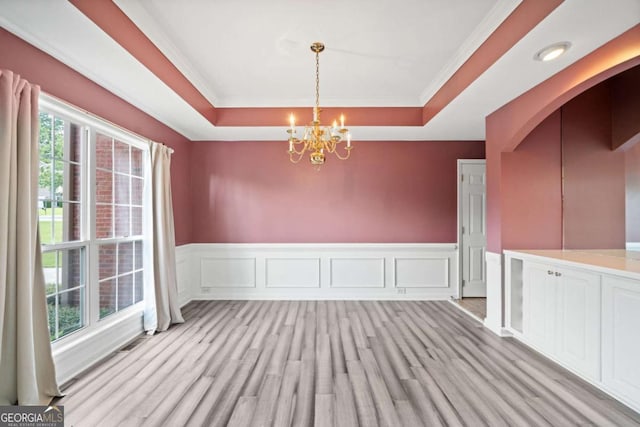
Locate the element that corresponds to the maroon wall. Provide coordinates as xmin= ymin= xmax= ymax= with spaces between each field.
xmin=612 ymin=65 xmax=640 ymax=150
xmin=0 ymin=28 xmax=193 ymax=245
xmin=485 ymin=26 xmax=640 ymax=253
xmin=501 ymin=110 xmax=562 ymax=250
xmin=626 ymin=142 xmax=640 ymax=243
xmin=2 ymin=27 xmax=486 ymax=245
xmin=611 ymin=66 xmax=640 ymax=243
xmin=190 ymin=140 xmax=485 ymax=243
xmin=562 ymin=83 xmax=626 ymax=249
xmin=490 ymin=61 xmax=640 ymax=252
xmin=497 ymin=70 xmax=638 ymax=251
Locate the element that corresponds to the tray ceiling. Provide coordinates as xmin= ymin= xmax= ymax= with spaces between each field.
xmin=0 ymin=0 xmax=638 ymax=140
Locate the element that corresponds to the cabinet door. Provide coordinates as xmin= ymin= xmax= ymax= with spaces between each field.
xmin=523 ymin=261 xmax=556 ymax=353
xmin=555 ymin=267 xmax=601 ymax=380
xmin=602 ymin=275 xmax=640 ymax=406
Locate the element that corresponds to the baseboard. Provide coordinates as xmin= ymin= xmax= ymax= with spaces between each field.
xmin=191 ymin=293 xmax=454 ymax=301
xmin=52 ymin=308 xmax=143 ymax=385
xmin=177 ymin=243 xmax=459 ymax=301
xmin=626 ymin=242 xmax=640 ymax=251
xmin=448 ymin=299 xmax=484 ymax=324
xmin=447 ymin=299 xmax=512 ymax=337
xmin=482 ymin=322 xmax=513 ymax=337
xmin=512 ymin=332 xmax=640 ymax=414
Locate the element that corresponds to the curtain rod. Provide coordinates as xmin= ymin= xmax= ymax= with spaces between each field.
xmin=40 ymin=92 xmax=175 ymax=154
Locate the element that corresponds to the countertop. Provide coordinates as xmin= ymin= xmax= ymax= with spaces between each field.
xmin=503 ymin=249 xmax=640 ymax=281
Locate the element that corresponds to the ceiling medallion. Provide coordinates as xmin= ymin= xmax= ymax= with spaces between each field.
xmin=287 ymin=42 xmax=352 ymax=166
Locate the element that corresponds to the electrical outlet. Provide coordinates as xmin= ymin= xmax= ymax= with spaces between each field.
xmin=397 ymin=287 xmax=407 ymax=294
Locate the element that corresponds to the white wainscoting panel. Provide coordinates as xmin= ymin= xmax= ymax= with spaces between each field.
xmin=201 ymin=257 xmax=256 ymax=288
xmin=177 ymin=243 xmax=458 ymax=300
xmin=330 ymin=258 xmax=385 ymax=288
xmin=266 ymin=258 xmax=320 ymax=288
xmin=395 ymin=258 xmax=449 ymax=288
xmin=175 ymin=246 xmax=191 ymax=306
xmin=485 ymin=251 xmax=505 ymax=336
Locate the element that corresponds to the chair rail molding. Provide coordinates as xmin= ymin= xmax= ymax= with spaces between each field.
xmin=176 ymin=243 xmax=459 ymax=301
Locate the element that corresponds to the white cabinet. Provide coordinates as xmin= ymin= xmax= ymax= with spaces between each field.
xmin=506 ymin=250 xmax=640 ymax=412
xmin=523 ymin=261 xmax=601 ymax=380
xmin=602 ymin=275 xmax=640 ymax=406
xmin=555 ymin=267 xmax=601 ymax=380
xmin=523 ymin=262 xmax=557 ymax=353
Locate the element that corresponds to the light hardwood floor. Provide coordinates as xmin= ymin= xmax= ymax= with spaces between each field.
xmin=56 ymin=300 xmax=640 ymax=426
xmin=454 ymin=298 xmax=486 ymax=320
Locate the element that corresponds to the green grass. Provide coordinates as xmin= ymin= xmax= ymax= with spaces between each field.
xmin=39 ymin=207 xmax=63 ymax=216
xmin=40 ymin=219 xmax=62 ymax=267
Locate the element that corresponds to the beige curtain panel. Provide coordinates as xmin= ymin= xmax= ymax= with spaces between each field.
xmin=144 ymin=143 xmax=184 ymax=333
xmin=0 ymin=70 xmax=61 ymax=405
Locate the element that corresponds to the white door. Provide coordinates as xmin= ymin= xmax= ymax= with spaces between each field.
xmin=459 ymin=160 xmax=486 ymax=297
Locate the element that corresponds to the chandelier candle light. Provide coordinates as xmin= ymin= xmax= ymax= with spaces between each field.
xmin=287 ymin=42 xmax=352 ymax=165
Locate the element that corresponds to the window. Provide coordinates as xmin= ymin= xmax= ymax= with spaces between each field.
xmin=95 ymin=133 xmax=145 ymax=318
xmin=39 ymin=96 xmax=149 ymax=342
xmin=39 ymin=113 xmax=87 ymax=341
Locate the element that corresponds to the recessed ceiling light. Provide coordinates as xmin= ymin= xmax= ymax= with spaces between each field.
xmin=534 ymin=42 xmax=571 ymax=62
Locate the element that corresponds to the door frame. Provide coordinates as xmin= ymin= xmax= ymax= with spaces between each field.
xmin=457 ymin=159 xmax=487 ymax=299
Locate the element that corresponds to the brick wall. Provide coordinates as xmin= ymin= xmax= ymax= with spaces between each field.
xmin=71 ymin=132 xmax=145 ymax=316
xmin=69 ymin=123 xmax=82 ymax=241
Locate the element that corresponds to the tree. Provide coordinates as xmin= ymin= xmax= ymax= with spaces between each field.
xmin=39 ymin=113 xmax=65 ymax=200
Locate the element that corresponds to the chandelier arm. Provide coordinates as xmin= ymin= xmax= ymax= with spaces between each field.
xmin=324 ymin=137 xmax=337 ymax=153
xmin=290 ymin=141 xmax=306 ymax=156
xmin=334 ymin=146 xmax=352 ymax=160
xmin=304 ymin=138 xmax=313 ymax=153
xmin=289 ymin=150 xmax=305 ymax=163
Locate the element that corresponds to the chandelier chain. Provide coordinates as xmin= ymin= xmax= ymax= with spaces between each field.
xmin=315 ymin=50 xmax=320 ymax=121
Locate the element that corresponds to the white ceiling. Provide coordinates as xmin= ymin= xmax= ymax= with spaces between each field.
xmin=115 ymin=0 xmax=509 ymax=107
xmin=1 ymin=0 xmax=639 ymax=141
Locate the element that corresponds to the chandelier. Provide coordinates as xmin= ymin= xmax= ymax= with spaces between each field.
xmin=287 ymin=42 xmax=352 ymax=165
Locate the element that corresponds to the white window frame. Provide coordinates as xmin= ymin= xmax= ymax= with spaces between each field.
xmin=39 ymin=94 xmax=151 ymax=349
